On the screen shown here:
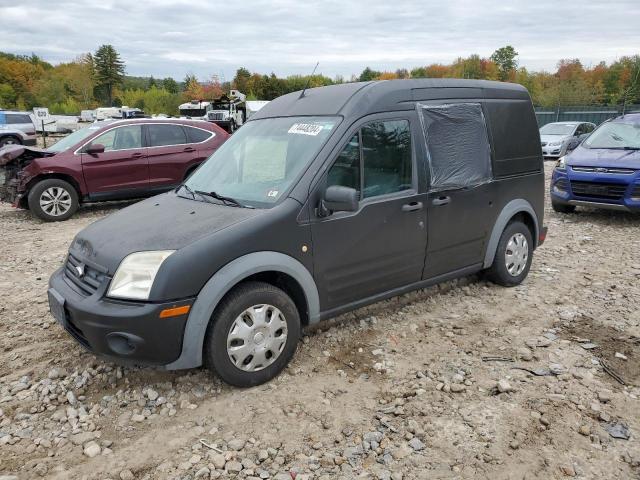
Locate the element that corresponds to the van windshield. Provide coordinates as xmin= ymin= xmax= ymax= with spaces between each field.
xmin=583 ymin=122 xmax=640 ymax=150
xmin=184 ymin=116 xmax=339 ymax=208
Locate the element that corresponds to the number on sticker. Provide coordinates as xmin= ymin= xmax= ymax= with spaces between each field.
xmin=288 ymin=124 xmax=323 ymax=136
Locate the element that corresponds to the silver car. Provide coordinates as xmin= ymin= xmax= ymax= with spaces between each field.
xmin=0 ymin=111 xmax=37 ymax=147
xmin=539 ymin=121 xmax=595 ymax=158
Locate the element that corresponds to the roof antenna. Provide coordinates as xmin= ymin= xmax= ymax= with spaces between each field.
xmin=299 ymin=62 xmax=320 ymax=99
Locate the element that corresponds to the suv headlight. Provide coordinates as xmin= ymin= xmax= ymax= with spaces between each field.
xmin=555 ymin=156 xmax=567 ymax=171
xmin=107 ymin=250 xmax=175 ymax=300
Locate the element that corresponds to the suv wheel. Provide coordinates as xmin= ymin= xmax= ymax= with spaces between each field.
xmin=205 ymin=281 xmax=301 ymax=387
xmin=486 ymin=220 xmax=533 ymax=287
xmin=28 ymin=179 xmax=79 ymax=222
xmin=0 ymin=136 xmax=21 ymax=147
xmin=551 ymin=200 xmax=576 ymax=214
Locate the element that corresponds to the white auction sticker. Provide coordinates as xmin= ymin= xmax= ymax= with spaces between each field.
xmin=288 ymin=123 xmax=323 ymax=136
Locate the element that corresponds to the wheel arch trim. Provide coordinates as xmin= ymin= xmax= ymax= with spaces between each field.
xmin=483 ymin=199 xmax=539 ymax=269
xmin=164 ymin=251 xmax=319 ymax=370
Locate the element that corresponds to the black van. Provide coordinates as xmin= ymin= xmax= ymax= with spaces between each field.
xmin=48 ymin=79 xmax=546 ymax=387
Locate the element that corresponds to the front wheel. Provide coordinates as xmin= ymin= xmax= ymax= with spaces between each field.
xmin=27 ymin=178 xmax=79 ymax=222
xmin=204 ymin=281 xmax=301 ymax=387
xmin=485 ymin=220 xmax=533 ymax=287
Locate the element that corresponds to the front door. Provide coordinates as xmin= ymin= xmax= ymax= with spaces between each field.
xmin=311 ymin=117 xmax=427 ymax=312
xmin=81 ymin=124 xmax=149 ymax=197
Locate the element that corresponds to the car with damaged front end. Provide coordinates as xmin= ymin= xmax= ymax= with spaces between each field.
xmin=0 ymin=118 xmax=227 ymax=221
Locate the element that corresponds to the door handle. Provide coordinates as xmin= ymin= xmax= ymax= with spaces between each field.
xmin=130 ymin=152 xmax=143 ymax=158
xmin=432 ymin=196 xmax=451 ymax=206
xmin=183 ymin=147 xmax=195 ymax=152
xmin=401 ymin=201 xmax=423 ymax=212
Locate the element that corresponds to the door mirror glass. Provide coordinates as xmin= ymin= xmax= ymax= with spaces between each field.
xmin=85 ymin=143 xmax=105 ymax=154
xmin=321 ymin=186 xmax=358 ymax=214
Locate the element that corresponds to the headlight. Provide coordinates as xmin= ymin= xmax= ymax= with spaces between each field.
xmin=555 ymin=156 xmax=566 ymax=171
xmin=549 ymin=140 xmax=563 ymax=146
xmin=107 ymin=251 xmax=175 ymax=300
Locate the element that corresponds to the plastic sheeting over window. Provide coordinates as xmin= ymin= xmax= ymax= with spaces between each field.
xmin=417 ymin=103 xmax=492 ymax=192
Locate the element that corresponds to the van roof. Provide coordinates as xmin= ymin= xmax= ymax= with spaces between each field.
xmin=251 ymin=79 xmax=530 ymax=121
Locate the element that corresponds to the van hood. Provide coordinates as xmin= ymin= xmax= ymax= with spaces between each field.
xmin=70 ymin=192 xmax=260 ymax=274
xmin=566 ymin=145 xmax=640 ymax=169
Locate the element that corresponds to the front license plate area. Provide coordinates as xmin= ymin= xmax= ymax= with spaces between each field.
xmin=48 ymin=288 xmax=67 ymax=325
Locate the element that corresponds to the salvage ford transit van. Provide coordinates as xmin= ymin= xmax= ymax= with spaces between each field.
xmin=48 ymin=79 xmax=547 ymax=387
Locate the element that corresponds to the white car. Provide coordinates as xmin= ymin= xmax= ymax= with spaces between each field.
xmin=539 ymin=121 xmax=595 ymax=158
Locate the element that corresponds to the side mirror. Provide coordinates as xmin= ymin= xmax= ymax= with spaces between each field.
xmin=85 ymin=143 xmax=105 ymax=155
xmin=320 ymin=186 xmax=358 ymax=216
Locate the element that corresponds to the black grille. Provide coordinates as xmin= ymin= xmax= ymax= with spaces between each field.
xmin=570 ymin=181 xmax=628 ymax=200
xmin=63 ymin=253 xmax=107 ymax=296
xmin=632 ymin=184 xmax=640 ymax=198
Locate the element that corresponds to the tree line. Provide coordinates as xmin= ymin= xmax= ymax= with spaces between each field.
xmin=0 ymin=45 xmax=638 ymax=116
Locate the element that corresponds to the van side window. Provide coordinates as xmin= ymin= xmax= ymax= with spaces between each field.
xmin=326 ymin=120 xmax=412 ymax=199
xmin=418 ymin=103 xmax=492 ymax=191
xmin=327 ymin=134 xmax=360 ymax=193
xmin=362 ymin=120 xmax=412 ymax=198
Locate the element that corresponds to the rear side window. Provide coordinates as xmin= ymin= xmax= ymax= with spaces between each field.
xmin=148 ymin=124 xmax=188 ymax=147
xmin=5 ymin=114 xmax=32 ymax=124
xmin=483 ymin=100 xmax=541 ymax=177
xmin=185 ymin=126 xmax=213 ymax=143
xmin=418 ymin=103 xmax=492 ymax=191
xmin=327 ymin=119 xmax=412 ymax=199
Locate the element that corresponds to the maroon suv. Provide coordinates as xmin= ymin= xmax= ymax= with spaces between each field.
xmin=0 ymin=118 xmax=228 ymax=221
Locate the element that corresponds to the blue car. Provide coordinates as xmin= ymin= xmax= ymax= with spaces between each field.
xmin=550 ymin=113 xmax=640 ymax=213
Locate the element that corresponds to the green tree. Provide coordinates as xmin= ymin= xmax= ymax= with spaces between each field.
xmin=162 ymin=77 xmax=179 ymax=94
xmin=358 ymin=67 xmax=381 ymax=82
xmin=233 ymin=67 xmax=251 ymax=93
xmin=490 ymin=45 xmax=519 ymax=81
xmin=94 ymin=44 xmax=125 ymax=106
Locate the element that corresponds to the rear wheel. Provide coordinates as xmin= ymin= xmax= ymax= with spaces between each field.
xmin=28 ymin=178 xmax=79 ymax=222
xmin=486 ymin=220 xmax=533 ymax=287
xmin=204 ymin=281 xmax=301 ymax=387
xmin=0 ymin=135 xmax=21 ymax=147
xmin=552 ymin=200 xmax=576 ymax=214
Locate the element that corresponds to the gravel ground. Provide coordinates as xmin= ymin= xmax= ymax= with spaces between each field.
xmin=0 ymin=163 xmax=639 ymax=480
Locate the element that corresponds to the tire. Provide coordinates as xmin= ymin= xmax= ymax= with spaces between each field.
xmin=0 ymin=135 xmax=22 ymax=147
xmin=485 ymin=220 xmax=533 ymax=287
xmin=552 ymin=200 xmax=576 ymax=214
xmin=27 ymin=178 xmax=79 ymax=222
xmin=204 ymin=281 xmax=301 ymax=387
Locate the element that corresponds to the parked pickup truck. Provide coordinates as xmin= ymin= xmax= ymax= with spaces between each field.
xmin=0 ymin=118 xmax=228 ymax=221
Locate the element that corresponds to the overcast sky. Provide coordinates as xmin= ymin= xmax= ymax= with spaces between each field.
xmin=2 ymin=0 xmax=639 ymax=81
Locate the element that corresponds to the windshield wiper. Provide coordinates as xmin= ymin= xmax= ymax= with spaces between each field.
xmin=195 ymin=190 xmax=253 ymax=208
xmin=622 ymin=146 xmax=640 ymax=150
xmin=176 ymin=183 xmax=197 ymax=199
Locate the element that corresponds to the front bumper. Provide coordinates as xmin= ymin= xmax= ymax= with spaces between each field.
xmin=541 ymin=144 xmax=564 ymax=157
xmin=48 ymin=267 xmax=194 ymax=366
xmin=550 ymin=168 xmax=640 ymax=213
